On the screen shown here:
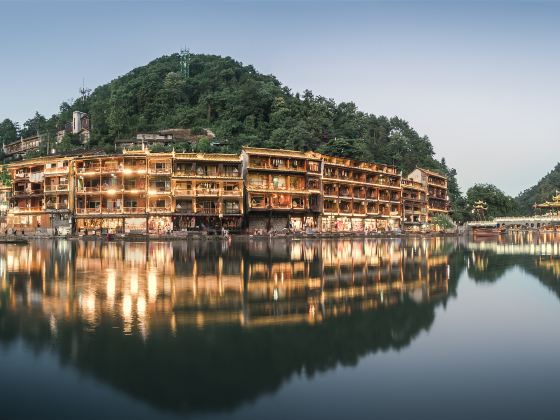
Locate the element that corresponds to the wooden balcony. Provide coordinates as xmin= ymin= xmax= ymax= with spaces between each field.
xmin=45 ymin=203 xmax=69 ymax=211
xmin=45 ymin=184 xmax=69 ymax=192
xmin=100 ymin=165 xmax=123 ymax=173
xmin=196 ymin=206 xmax=220 ymax=215
xmin=148 ymin=167 xmax=172 ymax=175
xmin=76 ymin=208 xmax=100 ymax=214
xmin=44 ymin=166 xmax=69 ymax=175
xmin=148 ymin=188 xmax=171 ymax=195
xmin=11 ymin=206 xmax=43 ymax=213
xmin=123 ymin=166 xmax=147 ymax=174
xmin=222 ymin=189 xmax=242 ymax=196
xmin=77 ymin=165 xmax=101 ymax=174
xmin=174 ymin=188 xmax=194 ymax=197
xmin=13 ymin=189 xmax=43 ymax=196
xmin=77 ymin=186 xmax=101 ymax=193
xmin=148 ymin=206 xmax=172 ymax=214
xmin=224 ymin=208 xmax=242 ymax=215
xmin=123 ymin=207 xmax=146 ymax=214
xmin=195 ymin=188 xmax=220 ymax=196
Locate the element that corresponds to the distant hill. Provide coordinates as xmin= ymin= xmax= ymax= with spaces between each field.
xmin=516 ymin=163 xmax=560 ymax=214
xmin=1 ymin=52 xmax=462 ymax=209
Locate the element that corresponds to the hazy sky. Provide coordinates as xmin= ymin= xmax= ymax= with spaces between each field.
xmin=1 ymin=0 xmax=559 ymax=196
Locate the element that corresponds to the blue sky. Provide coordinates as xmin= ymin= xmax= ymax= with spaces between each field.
xmin=1 ymin=0 xmax=559 ymax=195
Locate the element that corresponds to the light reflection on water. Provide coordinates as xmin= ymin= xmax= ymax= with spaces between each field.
xmin=0 ymin=238 xmax=451 ymax=334
xmin=2 ymin=235 xmax=560 ymax=419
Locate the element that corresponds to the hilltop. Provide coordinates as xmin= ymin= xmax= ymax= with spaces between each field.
xmin=516 ymin=163 xmax=560 ymax=214
xmin=0 ymin=52 xmax=462 ymax=211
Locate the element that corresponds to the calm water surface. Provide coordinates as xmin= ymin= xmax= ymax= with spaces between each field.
xmin=1 ymin=235 xmax=560 ymax=419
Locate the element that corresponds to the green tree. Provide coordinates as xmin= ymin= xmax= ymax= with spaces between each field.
xmin=194 ymin=137 xmax=211 ymax=153
xmin=466 ymin=184 xmax=519 ymax=218
xmin=317 ymin=138 xmax=361 ymax=159
xmin=20 ymin=112 xmax=47 ymax=138
xmin=0 ymin=119 xmax=19 ymax=145
xmin=0 ymin=165 xmax=11 ymax=186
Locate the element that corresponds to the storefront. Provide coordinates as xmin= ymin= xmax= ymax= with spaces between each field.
xmin=76 ymin=217 xmax=125 ymax=235
xmin=364 ymin=218 xmax=377 ymax=232
xmin=7 ymin=213 xmax=50 ymax=230
xmin=148 ymin=216 xmax=172 ymax=234
xmin=221 ymin=216 xmax=242 ymax=231
xmin=125 ymin=217 xmax=147 ymax=234
xmin=351 ymin=217 xmax=365 ymax=232
xmin=173 ymin=215 xmax=196 ymax=231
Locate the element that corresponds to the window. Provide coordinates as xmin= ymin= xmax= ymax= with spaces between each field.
xmin=308 ymin=162 xmax=320 ymax=173
xmin=272 ymin=176 xmax=286 ymax=189
xmin=249 ymin=175 xmax=267 ymax=187
xmin=271 ymin=158 xmax=286 ymax=168
xmin=251 ymin=157 xmax=267 ymax=168
xmin=224 ymin=200 xmax=240 ymax=213
xmin=309 ymin=195 xmax=319 ymax=207
xmin=292 ymin=197 xmax=304 ymax=208
xmin=290 ymin=177 xmax=304 ymax=190
xmin=250 ymin=195 xmax=266 ymax=208
xmin=308 ymin=178 xmax=320 ymax=190
xmin=224 ymin=165 xmax=240 ymax=177
xmin=151 ymin=180 xmax=170 ymax=191
xmin=176 ymin=181 xmax=191 ymax=190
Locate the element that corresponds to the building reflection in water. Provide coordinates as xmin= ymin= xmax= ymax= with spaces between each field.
xmin=0 ymin=238 xmax=451 ymax=337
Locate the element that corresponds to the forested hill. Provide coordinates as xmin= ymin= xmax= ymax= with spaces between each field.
xmin=0 ymin=53 xmax=461 ymax=206
xmin=516 ymin=163 xmax=560 ymax=214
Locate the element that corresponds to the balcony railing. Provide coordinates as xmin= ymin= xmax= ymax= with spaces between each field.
xmin=175 ymin=206 xmax=194 ymax=213
xmin=148 ymin=206 xmax=172 ymax=213
xmin=123 ymin=166 xmax=147 ymax=173
xmin=196 ymin=188 xmax=220 ymax=196
xmin=45 ymin=184 xmax=69 ymax=192
xmin=123 ymin=207 xmax=146 ymax=214
xmin=101 ymin=207 xmax=122 ymax=214
xmin=174 ymin=188 xmax=194 ymax=196
xmin=45 ymin=203 xmax=69 ymax=210
xmin=270 ymin=202 xmax=291 ymax=209
xmin=13 ymin=189 xmax=43 ymax=196
xmin=222 ymin=189 xmax=242 ymax=196
xmin=224 ymin=207 xmax=241 ymax=215
xmin=44 ymin=166 xmax=69 ymax=174
xmin=101 ymin=165 xmax=123 ymax=173
xmin=196 ymin=206 xmax=220 ymax=215
xmin=12 ymin=206 xmax=43 ymax=213
xmin=148 ymin=167 xmax=172 ymax=175
xmin=77 ymin=186 xmax=101 ymax=193
xmin=76 ymin=208 xmax=101 ymax=214
xmin=77 ymin=165 xmax=101 ymax=173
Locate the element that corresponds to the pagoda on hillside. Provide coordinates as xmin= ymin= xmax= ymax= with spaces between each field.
xmin=472 ymin=200 xmax=488 ymax=220
xmin=534 ymin=191 xmax=560 ymax=215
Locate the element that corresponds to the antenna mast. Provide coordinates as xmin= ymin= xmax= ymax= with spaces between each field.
xmin=180 ymin=47 xmax=191 ymax=79
xmin=79 ymin=78 xmax=91 ymax=104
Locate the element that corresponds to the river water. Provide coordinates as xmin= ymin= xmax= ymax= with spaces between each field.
xmin=1 ymin=234 xmax=560 ymax=419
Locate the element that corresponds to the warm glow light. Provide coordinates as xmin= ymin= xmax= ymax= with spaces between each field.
xmin=123 ymin=295 xmax=132 ymax=320
xmin=130 ymin=273 xmax=138 ymax=295
xmin=137 ymin=295 xmax=146 ymax=316
xmin=148 ymin=271 xmax=157 ymax=303
xmin=106 ymin=270 xmax=116 ymax=306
